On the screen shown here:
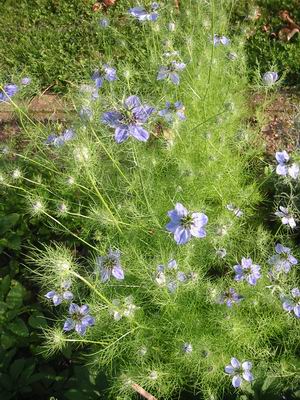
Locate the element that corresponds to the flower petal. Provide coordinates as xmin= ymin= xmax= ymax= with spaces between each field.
xmin=129 ymin=125 xmax=149 ymax=142
xmin=112 ymin=265 xmax=125 ymax=280
xmin=63 ymin=318 xmax=75 ymax=331
xmin=115 ymin=126 xmax=130 ymax=143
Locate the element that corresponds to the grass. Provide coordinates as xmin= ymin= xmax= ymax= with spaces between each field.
xmin=1 ymin=1 xmax=300 ymax=399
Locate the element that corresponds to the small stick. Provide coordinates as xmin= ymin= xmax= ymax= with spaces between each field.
xmin=174 ymin=0 xmax=180 ymax=10
xmin=131 ymin=383 xmax=158 ymax=400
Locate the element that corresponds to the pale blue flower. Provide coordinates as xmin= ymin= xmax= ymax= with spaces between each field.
xmin=157 ymin=61 xmax=186 ymax=85
xmin=166 ymin=203 xmax=208 ymax=245
xmin=234 ymin=258 xmax=261 ymax=285
xmin=262 ymin=71 xmax=278 ymax=85
xmin=225 ymin=358 xmax=254 ymax=388
xmin=282 ymin=288 xmax=300 ymax=318
xmin=158 ymin=101 xmax=186 ymax=122
xmin=129 ymin=3 xmax=159 ymax=22
xmin=268 ymin=243 xmax=297 ymax=273
xmin=218 ymin=288 xmax=243 ymax=307
xmin=45 ymin=280 xmax=73 ymax=306
xmin=63 ymin=303 xmax=95 ymax=335
xmin=96 ymin=248 xmax=124 ymax=282
xmin=275 ymin=206 xmax=296 ymax=228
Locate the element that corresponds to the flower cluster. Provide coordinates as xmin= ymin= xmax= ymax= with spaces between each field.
xmin=96 ymin=248 xmax=124 ymax=282
xmin=225 ymin=358 xmax=254 ymax=388
xmin=268 ymin=243 xmax=297 ymax=273
xmin=102 ymin=95 xmax=155 ymax=143
xmin=275 ymin=151 xmax=299 ymax=179
xmin=63 ymin=303 xmax=95 ymax=335
xmin=45 ymin=129 xmax=75 ymax=147
xmin=45 ymin=280 xmax=73 ymax=306
xmin=129 ymin=3 xmax=159 ymax=22
xmin=234 ymin=257 xmax=261 ymax=286
xmin=281 ymin=288 xmax=300 ymax=318
xmin=166 ymin=203 xmax=208 ymax=245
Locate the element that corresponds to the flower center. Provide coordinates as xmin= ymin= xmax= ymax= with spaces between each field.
xmin=180 ymin=214 xmax=193 ymax=228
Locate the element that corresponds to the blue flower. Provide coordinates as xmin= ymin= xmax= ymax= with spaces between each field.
xmin=92 ymin=64 xmax=117 ymax=89
xmin=262 ymin=71 xmax=278 ymax=85
xmin=102 ymin=95 xmax=155 ymax=143
xmin=45 ymin=129 xmax=75 ymax=147
xmin=213 ymin=34 xmax=231 ymax=46
xmin=155 ymin=259 xmax=187 ymax=292
xmin=226 ymin=203 xmax=243 ymax=217
xmin=45 ymin=280 xmax=73 ymax=306
xmin=234 ymin=258 xmax=261 ymax=285
xmin=268 ymin=243 xmax=297 ymax=273
xmin=275 ymin=151 xmax=299 ymax=179
xmin=96 ymin=248 xmax=124 ymax=282
xmin=99 ymin=18 xmax=109 ymax=28
xmin=129 ymin=3 xmax=159 ymax=22
xmin=166 ymin=203 xmax=208 ymax=245
xmin=21 ymin=77 xmax=31 ymax=85
xmin=157 ymin=61 xmax=186 ymax=85
xmin=218 ymin=288 xmax=243 ymax=307
xmin=158 ymin=101 xmax=186 ymax=122
xmin=63 ymin=303 xmax=95 ymax=335
xmin=282 ymin=288 xmax=300 ymax=318
xmin=225 ymin=358 xmax=254 ymax=388
xmin=0 ymin=84 xmax=19 ymax=102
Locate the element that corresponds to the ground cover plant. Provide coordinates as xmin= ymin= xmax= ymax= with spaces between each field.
xmin=1 ymin=1 xmax=300 ymax=399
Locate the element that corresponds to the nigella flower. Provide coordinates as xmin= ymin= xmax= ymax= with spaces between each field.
xmin=183 ymin=343 xmax=193 ymax=353
xmin=234 ymin=258 xmax=261 ymax=285
xmin=216 ymin=248 xmax=227 ymax=258
xmin=158 ymin=101 xmax=186 ymax=122
xmin=275 ymin=151 xmax=299 ymax=179
xmin=21 ymin=77 xmax=31 ymax=85
xmin=96 ymin=248 xmax=124 ymax=282
xmin=63 ymin=303 xmax=95 ymax=335
xmin=92 ymin=64 xmax=117 ymax=89
xmin=155 ymin=259 xmax=187 ymax=292
xmin=45 ymin=280 xmax=73 ymax=306
xmin=102 ymin=95 xmax=155 ymax=143
xmin=218 ymin=288 xmax=243 ymax=307
xmin=45 ymin=129 xmax=75 ymax=147
xmin=227 ymin=51 xmax=238 ymax=60
xmin=166 ymin=203 xmax=208 ymax=245
xmin=226 ymin=204 xmax=243 ymax=217
xmin=262 ymin=71 xmax=278 ymax=85
xmin=110 ymin=296 xmax=137 ymax=321
xmin=128 ymin=3 xmax=159 ymax=22
xmin=282 ymin=288 xmax=300 ymax=318
xmin=99 ymin=18 xmax=109 ymax=28
xmin=275 ymin=206 xmax=296 ymax=228
xmin=213 ymin=34 xmax=231 ymax=46
xmin=268 ymin=243 xmax=298 ymax=273
xmin=0 ymin=84 xmax=19 ymax=102
xmin=157 ymin=61 xmax=186 ymax=85
xmin=225 ymin=358 xmax=254 ymax=388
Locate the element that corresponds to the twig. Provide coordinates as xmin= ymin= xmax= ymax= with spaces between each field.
xmin=131 ymin=383 xmax=158 ymax=400
xmin=174 ymin=0 xmax=180 ymax=10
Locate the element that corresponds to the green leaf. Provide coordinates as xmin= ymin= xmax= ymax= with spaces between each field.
xmin=9 ymin=358 xmax=26 ymax=381
xmin=0 ymin=276 xmax=11 ymax=299
xmin=1 ymin=333 xmax=17 ymax=350
xmin=5 ymin=234 xmax=21 ymax=250
xmin=6 ymin=282 xmax=24 ymax=309
xmin=0 ymin=214 xmax=20 ymax=235
xmin=8 ymin=318 xmax=29 ymax=337
xmin=28 ymin=312 xmax=47 ymax=329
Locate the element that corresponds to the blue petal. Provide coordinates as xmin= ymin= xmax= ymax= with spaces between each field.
xmin=129 ymin=125 xmax=149 ymax=142
xmin=174 ymin=227 xmax=191 ymax=245
xmin=115 ymin=126 xmax=130 ymax=143
xmin=63 ymin=318 xmax=75 ymax=331
xmin=112 ymin=265 xmax=125 ymax=280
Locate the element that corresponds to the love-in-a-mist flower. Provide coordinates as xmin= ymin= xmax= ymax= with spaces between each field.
xmin=166 ymin=203 xmax=208 ymax=245
xmin=183 ymin=343 xmax=193 ymax=353
xmin=21 ymin=77 xmax=31 ymax=85
xmin=268 ymin=243 xmax=298 ymax=273
xmin=157 ymin=61 xmax=186 ymax=85
xmin=102 ymin=95 xmax=155 ymax=143
xmin=63 ymin=303 xmax=95 ymax=335
xmin=282 ymin=288 xmax=300 ymax=318
xmin=275 ymin=151 xmax=300 ymax=179
xmin=79 ymin=106 xmax=93 ymax=121
xmin=128 ymin=3 xmax=159 ymax=22
xmin=225 ymin=358 xmax=254 ymax=388
xmin=45 ymin=129 xmax=75 ymax=147
xmin=213 ymin=34 xmax=231 ymax=46
xmin=158 ymin=101 xmax=186 ymax=122
xmin=218 ymin=288 xmax=243 ymax=307
xmin=0 ymin=84 xmax=19 ymax=102
xmin=275 ymin=206 xmax=296 ymax=228
xmin=110 ymin=296 xmax=137 ymax=321
xmin=234 ymin=258 xmax=261 ymax=285
xmin=96 ymin=248 xmax=124 ymax=282
xmin=262 ymin=71 xmax=278 ymax=85
xmin=226 ymin=204 xmax=243 ymax=217
xmin=45 ymin=280 xmax=73 ymax=306
xmin=92 ymin=64 xmax=117 ymax=88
